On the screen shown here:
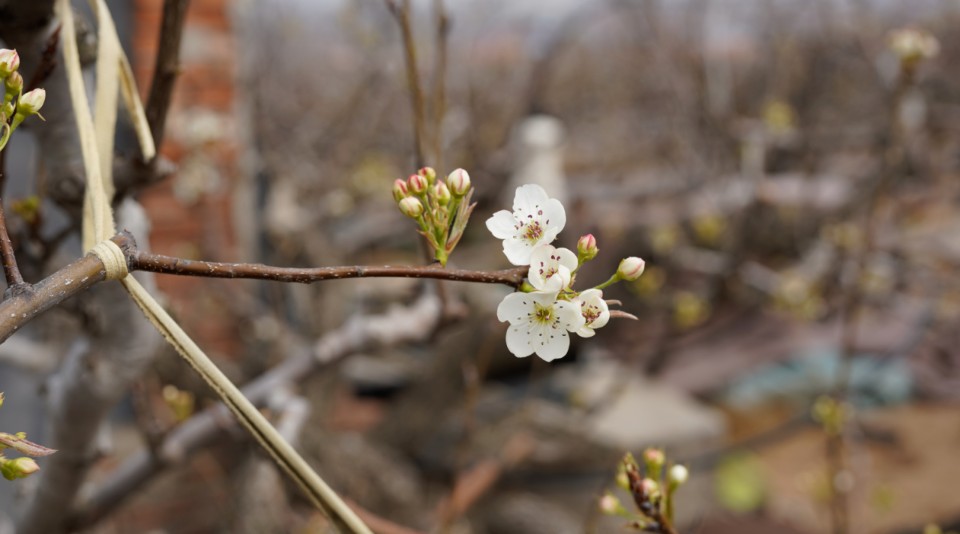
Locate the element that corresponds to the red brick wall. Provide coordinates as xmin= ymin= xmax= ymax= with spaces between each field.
xmin=132 ymin=0 xmax=242 ymax=359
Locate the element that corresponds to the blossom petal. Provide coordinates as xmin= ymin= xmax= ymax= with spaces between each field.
xmin=505 ymin=324 xmax=535 ymax=357
xmin=497 ymin=292 xmax=533 ymax=323
xmin=540 ymin=198 xmax=566 ymax=235
xmin=503 ymin=238 xmax=535 ymax=265
xmin=486 ymin=210 xmax=518 ymax=239
xmin=513 ymin=184 xmax=550 ymax=216
xmin=529 ymin=290 xmax=561 ymax=306
xmin=579 ymin=288 xmax=603 ymax=300
xmin=554 ymin=300 xmax=586 ymax=331
xmin=556 ymin=247 xmax=578 ymax=272
xmin=535 ymin=327 xmax=569 ymax=362
xmin=528 ymin=246 xmax=574 ymax=291
xmin=576 ymin=326 xmax=596 ymax=338
xmin=591 ymin=308 xmax=610 ymax=329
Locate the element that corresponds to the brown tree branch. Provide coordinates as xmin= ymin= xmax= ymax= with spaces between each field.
xmin=0 ymin=240 xmax=116 ymax=343
xmin=0 ymin=230 xmax=523 ymax=347
xmin=129 ymin=246 xmax=526 ymax=287
xmin=144 ymin=0 xmax=190 ymax=149
xmin=114 ymin=0 xmax=189 ymax=199
xmin=0 ymin=148 xmax=26 ymax=291
xmin=0 ymin=203 xmax=26 ymax=290
xmin=25 ymin=24 xmax=60 ymax=92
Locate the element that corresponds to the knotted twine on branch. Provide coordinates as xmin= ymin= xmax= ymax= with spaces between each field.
xmin=54 ymin=1 xmax=372 ymax=532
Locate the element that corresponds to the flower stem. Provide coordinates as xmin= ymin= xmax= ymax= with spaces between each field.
xmin=592 ymin=274 xmax=621 ymax=291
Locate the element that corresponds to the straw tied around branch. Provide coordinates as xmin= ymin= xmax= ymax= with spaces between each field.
xmin=394 ymin=166 xmax=646 ymax=361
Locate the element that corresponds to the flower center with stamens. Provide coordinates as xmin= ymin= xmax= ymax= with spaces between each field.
xmin=522 ymin=221 xmax=544 ymax=242
xmin=582 ymin=303 xmax=600 ymax=323
xmin=533 ymin=302 xmax=554 ymax=325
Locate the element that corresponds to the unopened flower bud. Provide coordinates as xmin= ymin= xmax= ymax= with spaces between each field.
xmin=434 ymin=182 xmax=451 ymax=205
xmin=599 ymin=492 xmax=628 ymax=516
xmin=577 ymin=234 xmax=598 ymax=261
xmin=398 ymin=196 xmax=424 ymax=218
xmin=639 ymin=477 xmax=660 ymax=499
xmin=0 ymin=49 xmax=20 ymax=78
xmin=408 ymin=173 xmax=428 ymax=194
xmin=643 ymin=448 xmax=665 ymax=478
xmin=446 ymin=168 xmax=471 ymax=197
xmin=1 ymin=456 xmax=39 ymax=480
xmin=617 ymin=257 xmax=646 ymax=281
xmin=668 ymin=464 xmax=689 ymax=486
xmin=17 ymin=88 xmax=44 ymax=116
xmin=5 ymin=71 xmax=22 ymax=97
xmin=392 ymin=178 xmax=409 ymax=202
xmin=418 ymin=166 xmax=437 ymax=184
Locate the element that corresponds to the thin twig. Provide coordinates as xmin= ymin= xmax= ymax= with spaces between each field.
xmin=0 ymin=230 xmax=524 ymax=363
xmin=386 ymin=0 xmax=427 ymax=168
xmin=0 ymin=203 xmax=24 ymax=290
xmin=145 ymin=0 xmax=190 ymax=149
xmin=0 ymin=149 xmax=26 ymax=291
xmin=429 ymin=0 xmax=449 ymax=171
xmin=130 ymin=247 xmax=527 ymax=287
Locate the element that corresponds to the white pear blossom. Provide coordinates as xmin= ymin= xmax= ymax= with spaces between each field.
xmin=573 ymin=289 xmax=610 ymax=338
xmin=528 ymin=245 xmax=577 ymax=292
xmin=497 ymin=291 xmax=585 ymax=361
xmin=486 ymin=184 xmax=566 ymax=265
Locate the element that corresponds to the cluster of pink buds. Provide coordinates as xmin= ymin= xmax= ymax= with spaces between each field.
xmin=0 ymin=49 xmax=45 ymax=152
xmin=600 ymin=449 xmax=689 ymax=533
xmin=394 ymin=166 xmax=476 ymax=266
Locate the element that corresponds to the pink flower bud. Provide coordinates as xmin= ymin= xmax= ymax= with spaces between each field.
xmin=0 ymin=49 xmax=20 ymax=77
xmin=643 ymin=448 xmax=664 ymax=467
xmin=617 ymin=257 xmax=645 ymax=281
xmin=418 ymin=166 xmax=437 ymax=184
xmin=408 ymin=173 xmax=428 ymax=194
xmin=433 ymin=181 xmax=451 ymax=205
xmin=577 ymin=234 xmax=598 ymax=261
xmin=17 ymin=88 xmax=44 ymax=116
xmin=398 ymin=196 xmax=424 ymax=218
xmin=392 ymin=178 xmax=409 ymax=202
xmin=446 ymin=168 xmax=471 ymax=197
